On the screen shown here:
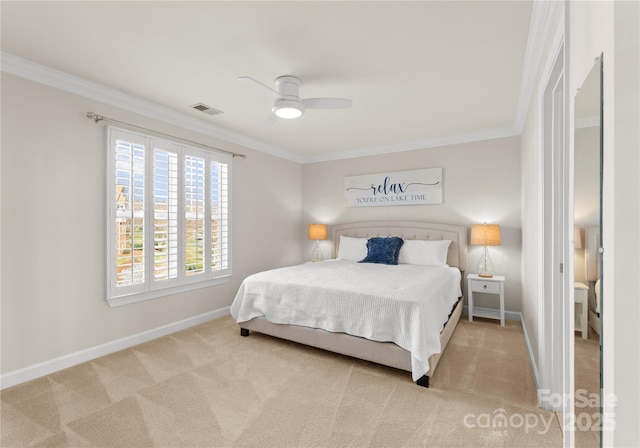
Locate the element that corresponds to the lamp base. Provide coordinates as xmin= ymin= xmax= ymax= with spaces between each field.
xmin=476 ymin=246 xmax=495 ymax=279
xmin=311 ymin=240 xmax=323 ymax=262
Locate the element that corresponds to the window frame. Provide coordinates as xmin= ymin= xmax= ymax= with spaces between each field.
xmin=106 ymin=127 xmax=232 ymax=307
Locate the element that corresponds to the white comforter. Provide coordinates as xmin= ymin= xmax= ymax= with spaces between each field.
xmin=230 ymin=260 xmax=462 ymax=381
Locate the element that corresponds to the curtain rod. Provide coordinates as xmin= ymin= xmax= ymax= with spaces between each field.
xmin=85 ymin=112 xmax=248 ymax=159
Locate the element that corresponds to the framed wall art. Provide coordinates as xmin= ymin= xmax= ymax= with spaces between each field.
xmin=344 ymin=168 xmax=442 ymax=207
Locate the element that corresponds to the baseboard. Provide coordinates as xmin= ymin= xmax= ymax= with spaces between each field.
xmin=0 ymin=306 xmax=230 ymax=390
xmin=462 ymin=305 xmax=521 ymax=322
xmin=518 ymin=311 xmax=541 ymax=391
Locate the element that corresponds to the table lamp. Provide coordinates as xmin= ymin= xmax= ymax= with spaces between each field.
xmin=308 ymin=224 xmax=327 ymax=262
xmin=470 ymin=223 xmax=501 ymax=278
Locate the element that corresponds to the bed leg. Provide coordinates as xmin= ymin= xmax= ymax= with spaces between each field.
xmin=240 ymin=328 xmax=250 ymax=337
xmin=416 ymin=375 xmax=430 ymax=388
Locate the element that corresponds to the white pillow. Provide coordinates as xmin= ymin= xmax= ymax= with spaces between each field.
xmin=398 ymin=239 xmax=452 ymax=266
xmin=337 ymin=235 xmax=369 ymax=261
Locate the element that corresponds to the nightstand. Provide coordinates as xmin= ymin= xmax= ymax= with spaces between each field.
xmin=467 ymin=274 xmax=506 ymax=326
xmin=574 ymin=282 xmax=589 ymax=340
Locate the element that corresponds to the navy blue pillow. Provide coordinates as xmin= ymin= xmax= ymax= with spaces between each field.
xmin=359 ymin=237 xmax=405 ymax=265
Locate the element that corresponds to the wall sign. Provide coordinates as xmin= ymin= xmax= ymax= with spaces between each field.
xmin=344 ymin=168 xmax=442 ymax=207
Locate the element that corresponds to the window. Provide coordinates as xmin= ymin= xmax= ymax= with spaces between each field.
xmin=108 ymin=127 xmax=231 ymax=305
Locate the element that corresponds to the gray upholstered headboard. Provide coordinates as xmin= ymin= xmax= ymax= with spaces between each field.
xmin=331 ymin=221 xmax=468 ymax=272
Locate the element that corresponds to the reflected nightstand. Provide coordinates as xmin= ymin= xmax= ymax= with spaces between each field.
xmin=574 ymin=282 xmax=589 ymax=339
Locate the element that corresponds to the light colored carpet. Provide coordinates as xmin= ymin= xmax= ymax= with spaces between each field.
xmin=573 ymin=327 xmax=601 ymax=448
xmin=1 ymin=315 xmax=563 ymax=447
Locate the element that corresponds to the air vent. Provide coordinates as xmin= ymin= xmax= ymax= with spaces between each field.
xmin=190 ymin=103 xmax=223 ymax=116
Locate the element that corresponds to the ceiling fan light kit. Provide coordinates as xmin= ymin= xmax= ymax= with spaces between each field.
xmin=273 ymin=98 xmax=304 ymax=119
xmin=239 ymin=74 xmax=352 ymax=122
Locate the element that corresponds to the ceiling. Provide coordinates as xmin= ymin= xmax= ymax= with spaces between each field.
xmin=1 ymin=1 xmax=534 ymax=163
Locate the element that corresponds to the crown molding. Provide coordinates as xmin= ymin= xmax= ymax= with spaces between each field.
xmin=514 ymin=0 xmax=558 ymax=133
xmin=0 ymin=52 xmax=303 ymax=163
xmin=2 ymin=51 xmax=527 ymax=165
xmin=302 ymin=127 xmax=520 ymax=164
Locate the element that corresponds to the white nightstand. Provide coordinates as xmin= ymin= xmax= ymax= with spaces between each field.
xmin=467 ymin=274 xmax=506 ymax=326
xmin=574 ymin=282 xmax=589 ymax=340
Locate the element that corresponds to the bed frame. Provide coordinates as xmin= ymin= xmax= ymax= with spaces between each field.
xmin=238 ymin=221 xmax=468 ymax=388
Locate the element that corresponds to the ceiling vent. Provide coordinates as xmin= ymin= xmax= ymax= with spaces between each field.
xmin=190 ymin=103 xmax=223 ymax=116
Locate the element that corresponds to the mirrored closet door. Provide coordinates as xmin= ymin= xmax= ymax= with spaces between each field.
xmin=573 ymin=55 xmax=602 ymax=448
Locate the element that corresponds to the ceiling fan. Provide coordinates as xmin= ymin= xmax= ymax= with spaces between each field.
xmin=238 ymin=75 xmax=352 ymax=123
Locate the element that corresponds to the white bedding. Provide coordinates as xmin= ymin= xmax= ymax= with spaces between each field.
xmin=230 ymin=260 xmax=462 ymax=381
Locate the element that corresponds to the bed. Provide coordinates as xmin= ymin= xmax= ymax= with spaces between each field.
xmin=230 ymin=221 xmax=468 ymax=387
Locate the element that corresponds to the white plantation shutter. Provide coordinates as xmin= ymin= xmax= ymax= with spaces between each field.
xmin=107 ymin=127 xmax=232 ymax=305
xmin=211 ymin=160 xmax=229 ymax=272
xmin=111 ymin=131 xmax=146 ymax=295
xmin=184 ymin=154 xmax=206 ymax=278
xmin=153 ymin=148 xmax=179 ymax=284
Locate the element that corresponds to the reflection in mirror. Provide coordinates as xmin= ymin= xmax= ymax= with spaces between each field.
xmin=574 ymin=55 xmax=602 ymax=448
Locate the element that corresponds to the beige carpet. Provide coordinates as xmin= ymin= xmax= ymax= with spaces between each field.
xmin=574 ymin=327 xmax=601 ymax=448
xmin=1 ymin=315 xmax=562 ymax=447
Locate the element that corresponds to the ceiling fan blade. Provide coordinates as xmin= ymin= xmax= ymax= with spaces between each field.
xmin=302 ymin=98 xmax=352 ymax=110
xmin=238 ymin=76 xmax=279 ymax=99
xmin=264 ymin=113 xmax=279 ymax=127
